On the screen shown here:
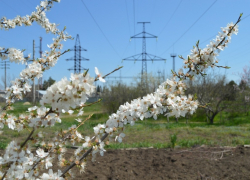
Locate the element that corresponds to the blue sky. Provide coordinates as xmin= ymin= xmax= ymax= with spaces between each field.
xmin=0 ymin=0 xmax=250 ymax=89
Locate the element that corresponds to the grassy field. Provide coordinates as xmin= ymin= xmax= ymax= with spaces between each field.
xmin=1 ymin=101 xmax=250 ymax=150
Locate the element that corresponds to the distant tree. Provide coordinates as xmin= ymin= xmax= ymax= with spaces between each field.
xmin=234 ymin=80 xmax=250 ymax=116
xmin=186 ymin=73 xmax=236 ymax=124
xmin=237 ymin=64 xmax=250 ymax=114
xmin=239 ymin=79 xmax=248 ymax=90
xmin=96 ymin=85 xmax=102 ymax=94
xmin=101 ymin=83 xmax=144 ymax=114
xmin=101 ymin=73 xmax=165 ymax=114
xmin=225 ymin=80 xmax=237 ymax=101
xmin=41 ymin=76 xmax=56 ymax=90
xmin=239 ymin=65 xmax=250 ymax=89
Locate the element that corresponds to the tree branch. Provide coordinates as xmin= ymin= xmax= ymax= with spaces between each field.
xmin=21 ymin=127 xmax=35 ymax=148
xmin=95 ymin=66 xmax=123 ymax=81
xmin=60 ymin=133 xmax=109 ymax=177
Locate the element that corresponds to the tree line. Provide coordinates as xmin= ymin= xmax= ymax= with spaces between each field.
xmin=100 ymin=71 xmax=250 ymax=124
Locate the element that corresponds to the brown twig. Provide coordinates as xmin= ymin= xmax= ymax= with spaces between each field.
xmin=42 ymin=107 xmax=54 ymax=119
xmin=1 ymin=107 xmax=55 ymax=179
xmin=211 ymin=14 xmax=242 ymax=55
xmin=1 ymin=171 xmax=7 ymax=180
xmin=95 ymin=66 xmax=123 ymax=81
xmin=75 ymin=113 xmax=93 ymax=131
xmin=20 ymin=127 xmax=35 ymax=148
xmin=1 ymin=128 xmax=36 ymax=179
xmin=81 ymin=99 xmax=102 ymax=107
xmin=60 ymin=133 xmax=109 ymax=177
xmin=30 ymin=147 xmax=55 ymax=171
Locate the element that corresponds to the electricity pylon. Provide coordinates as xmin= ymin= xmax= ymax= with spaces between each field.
xmin=123 ymin=22 xmax=166 ymax=91
xmin=66 ymin=34 xmax=89 ymax=74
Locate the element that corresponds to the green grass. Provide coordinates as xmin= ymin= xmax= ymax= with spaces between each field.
xmin=2 ymin=102 xmax=250 ymax=150
xmin=105 ymin=141 xmax=170 ymax=149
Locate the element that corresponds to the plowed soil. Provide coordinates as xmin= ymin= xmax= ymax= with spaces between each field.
xmin=65 ymin=145 xmax=250 ymax=180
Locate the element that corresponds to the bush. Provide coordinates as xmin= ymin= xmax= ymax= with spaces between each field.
xmin=101 ymin=83 xmax=146 ymax=114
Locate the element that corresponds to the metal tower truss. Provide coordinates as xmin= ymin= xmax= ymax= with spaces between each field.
xmin=66 ymin=34 xmax=89 ymax=74
xmin=123 ymin=22 xmax=166 ymax=91
xmin=171 ymin=53 xmax=176 ymax=72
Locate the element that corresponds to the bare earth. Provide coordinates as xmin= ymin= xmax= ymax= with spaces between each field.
xmin=63 ymin=145 xmax=250 ymax=180
xmin=1 ymin=146 xmax=249 ymax=179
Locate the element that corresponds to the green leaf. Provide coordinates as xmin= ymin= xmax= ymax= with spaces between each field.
xmin=196 ymin=40 xmax=200 ymax=46
xmin=194 ymin=93 xmax=197 ymax=100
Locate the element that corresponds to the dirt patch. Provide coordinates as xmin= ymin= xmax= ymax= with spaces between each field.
xmin=60 ymin=145 xmax=250 ymax=179
xmin=2 ymin=146 xmax=250 ymax=179
xmin=23 ymin=102 xmax=31 ymax=105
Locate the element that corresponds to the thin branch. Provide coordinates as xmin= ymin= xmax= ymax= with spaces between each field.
xmin=95 ymin=66 xmax=123 ymax=81
xmin=1 ymin=107 xmax=55 ymax=178
xmin=1 ymin=128 xmax=36 ymax=179
xmin=30 ymin=147 xmax=54 ymax=171
xmin=1 ymin=171 xmax=7 ymax=180
xmin=21 ymin=127 xmax=35 ymax=148
xmin=42 ymin=107 xmax=54 ymax=119
xmin=210 ymin=14 xmax=242 ymax=55
xmin=81 ymin=99 xmax=102 ymax=108
xmin=60 ymin=133 xmax=109 ymax=177
xmin=75 ymin=113 xmax=93 ymax=131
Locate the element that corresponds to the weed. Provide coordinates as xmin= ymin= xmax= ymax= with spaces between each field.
xmin=170 ymin=134 xmax=177 ymax=149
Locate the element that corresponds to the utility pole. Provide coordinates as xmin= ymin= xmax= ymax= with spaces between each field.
xmin=66 ymin=34 xmax=89 ymax=74
xmin=33 ymin=40 xmax=35 ymax=105
xmin=157 ymin=70 xmax=161 ymax=79
xmin=37 ymin=37 xmax=43 ymax=100
xmin=0 ymin=61 xmax=10 ymax=90
xmin=123 ymin=22 xmax=166 ymax=92
xmin=39 ymin=37 xmax=43 ymax=88
xmin=170 ymin=53 xmax=176 ymax=72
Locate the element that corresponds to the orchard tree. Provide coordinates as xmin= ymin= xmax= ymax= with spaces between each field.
xmin=186 ymin=73 xmax=236 ymax=124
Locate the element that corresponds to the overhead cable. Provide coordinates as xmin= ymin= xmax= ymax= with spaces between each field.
xmin=80 ymin=0 xmax=122 ymax=59
xmin=160 ymin=0 xmax=218 ymax=56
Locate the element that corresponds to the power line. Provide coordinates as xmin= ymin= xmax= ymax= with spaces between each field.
xmin=1 ymin=0 xmax=20 ymax=15
xmin=158 ymin=0 xmax=183 ymax=36
xmin=160 ymin=0 xmax=218 ymax=56
xmin=1 ymin=0 xmax=38 ymax=37
xmin=149 ymin=0 xmax=157 ymax=23
xmin=180 ymin=34 xmax=216 ymax=55
xmin=180 ymin=12 xmax=250 ymax=56
xmin=80 ymin=0 xmax=121 ymax=59
xmin=27 ymin=0 xmax=37 ymax=6
xmin=122 ymin=0 xmax=132 ymax=60
xmin=22 ymin=0 xmax=35 ymax=9
xmin=242 ymin=13 xmax=250 ymax=21
xmin=125 ymin=0 xmax=131 ymax=36
xmin=133 ymin=0 xmax=136 ymax=54
xmin=121 ymin=41 xmax=130 ymax=58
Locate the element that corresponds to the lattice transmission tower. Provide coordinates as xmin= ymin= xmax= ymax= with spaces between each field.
xmin=171 ymin=53 xmax=176 ymax=72
xmin=123 ymin=22 xmax=166 ymax=91
xmin=66 ymin=34 xmax=89 ymax=74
